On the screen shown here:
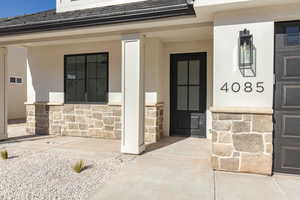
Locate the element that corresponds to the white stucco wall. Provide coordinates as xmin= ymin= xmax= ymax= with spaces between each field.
xmin=26 ymin=38 xmax=212 ymax=137
xmin=7 ymin=47 xmax=27 ymax=120
xmin=27 ymin=41 xmax=122 ymax=104
xmin=27 ymin=39 xmax=166 ymax=106
xmin=145 ymin=38 xmax=164 ymax=104
xmin=213 ymin=19 xmax=274 ymax=109
xmin=212 ymin=3 xmax=300 ymax=111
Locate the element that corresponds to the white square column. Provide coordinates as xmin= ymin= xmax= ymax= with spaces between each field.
xmin=0 ymin=48 xmax=7 ymax=140
xmin=121 ymin=34 xmax=146 ymax=154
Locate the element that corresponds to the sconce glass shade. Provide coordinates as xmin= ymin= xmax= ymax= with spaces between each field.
xmin=239 ymin=29 xmax=253 ymax=67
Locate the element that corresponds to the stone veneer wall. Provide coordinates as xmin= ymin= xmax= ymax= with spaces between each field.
xmin=26 ymin=103 xmax=164 ymax=143
xmin=211 ymin=112 xmax=273 ymax=175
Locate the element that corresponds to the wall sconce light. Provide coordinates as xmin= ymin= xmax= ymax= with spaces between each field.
xmin=239 ymin=29 xmax=256 ymax=77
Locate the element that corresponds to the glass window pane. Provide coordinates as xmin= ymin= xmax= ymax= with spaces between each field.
xmin=177 ymin=86 xmax=188 ymax=111
xmin=87 ymin=78 xmax=107 ymax=102
xmin=97 ymin=79 xmax=107 ymax=102
xmin=16 ymin=78 xmax=22 ymax=83
xmin=76 ymin=63 xmax=85 ymax=79
xmin=87 ymin=54 xmax=108 ymax=102
xmin=87 ymin=55 xmax=97 ymax=63
xmin=177 ymin=61 xmax=188 ymax=85
xmin=189 ymin=86 xmax=200 ymax=111
xmin=98 ymin=63 xmax=107 ymax=78
xmin=76 ymin=56 xmax=85 ymax=64
xmin=97 ymin=54 xmax=108 ymax=63
xmin=65 ymin=55 xmax=85 ymax=103
xmin=65 ymin=53 xmax=108 ymax=103
xmin=10 ymin=77 xmax=16 ymax=83
xmin=75 ymin=80 xmax=85 ymax=102
xmin=87 ymin=62 xmax=97 ymax=78
xmin=87 ymin=79 xmax=97 ymax=102
xmin=189 ymin=60 xmax=200 ymax=85
xmin=66 ymin=80 xmax=85 ymax=102
xmin=67 ymin=56 xmax=76 ymax=64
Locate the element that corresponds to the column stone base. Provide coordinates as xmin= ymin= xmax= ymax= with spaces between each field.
xmin=211 ymin=111 xmax=273 ymax=175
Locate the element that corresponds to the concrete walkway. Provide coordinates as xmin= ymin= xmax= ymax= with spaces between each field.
xmin=89 ymin=137 xmax=300 ymax=200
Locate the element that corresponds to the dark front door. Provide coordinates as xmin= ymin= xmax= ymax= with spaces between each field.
xmin=274 ymin=22 xmax=300 ymax=174
xmin=170 ymin=53 xmax=207 ymax=137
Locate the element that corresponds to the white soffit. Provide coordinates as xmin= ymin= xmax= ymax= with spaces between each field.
xmin=146 ymin=26 xmax=213 ymax=42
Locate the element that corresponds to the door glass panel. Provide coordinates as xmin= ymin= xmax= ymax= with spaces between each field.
xmin=177 ymin=86 xmax=188 ymax=110
xmin=189 ymin=60 xmax=200 ymax=85
xmin=189 ymin=86 xmax=200 ymax=111
xmin=177 ymin=61 xmax=188 ymax=85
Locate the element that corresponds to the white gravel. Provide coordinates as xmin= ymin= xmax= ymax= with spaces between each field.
xmin=0 ymin=140 xmax=135 ymax=200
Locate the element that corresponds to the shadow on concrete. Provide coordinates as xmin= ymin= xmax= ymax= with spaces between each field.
xmin=0 ymin=135 xmax=55 ymax=145
xmin=8 ymin=118 xmax=26 ymax=125
xmin=145 ymin=136 xmax=188 ymax=153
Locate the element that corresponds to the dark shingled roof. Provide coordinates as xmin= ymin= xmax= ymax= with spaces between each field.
xmin=0 ymin=0 xmax=194 ymax=36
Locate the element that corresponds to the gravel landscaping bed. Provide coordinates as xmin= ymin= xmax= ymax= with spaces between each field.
xmin=0 ymin=140 xmax=135 ymax=200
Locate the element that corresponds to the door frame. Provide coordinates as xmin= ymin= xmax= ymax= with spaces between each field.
xmin=169 ymin=52 xmax=207 ymax=137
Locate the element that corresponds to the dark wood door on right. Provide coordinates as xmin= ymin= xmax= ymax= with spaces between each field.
xmin=274 ymin=22 xmax=300 ymax=174
xmin=170 ymin=53 xmax=207 ymax=137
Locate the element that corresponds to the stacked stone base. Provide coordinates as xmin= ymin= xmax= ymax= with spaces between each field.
xmin=211 ymin=112 xmax=273 ymax=175
xmin=26 ymin=103 xmax=164 ymax=144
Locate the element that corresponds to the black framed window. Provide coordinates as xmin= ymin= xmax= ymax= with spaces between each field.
xmin=64 ymin=53 xmax=108 ymax=104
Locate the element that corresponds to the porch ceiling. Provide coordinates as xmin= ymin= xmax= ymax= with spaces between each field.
xmin=2 ymin=23 xmax=212 ymax=47
xmin=147 ymin=25 xmax=212 ymax=42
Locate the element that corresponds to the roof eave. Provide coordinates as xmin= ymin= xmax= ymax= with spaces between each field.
xmin=0 ymin=4 xmax=195 ymax=37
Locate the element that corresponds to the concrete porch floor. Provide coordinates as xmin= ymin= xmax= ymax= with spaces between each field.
xmin=89 ymin=137 xmax=300 ymax=200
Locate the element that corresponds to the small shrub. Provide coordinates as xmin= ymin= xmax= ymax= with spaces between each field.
xmin=72 ymin=160 xmax=85 ymax=173
xmin=0 ymin=150 xmax=8 ymax=160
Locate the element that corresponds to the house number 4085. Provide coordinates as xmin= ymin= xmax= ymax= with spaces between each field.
xmin=220 ymin=82 xmax=265 ymax=93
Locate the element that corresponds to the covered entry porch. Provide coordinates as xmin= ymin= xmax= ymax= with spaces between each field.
xmin=0 ymin=22 xmax=213 ymax=154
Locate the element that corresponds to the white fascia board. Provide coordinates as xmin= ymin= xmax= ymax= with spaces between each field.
xmin=194 ymin=0 xmax=251 ymax=7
